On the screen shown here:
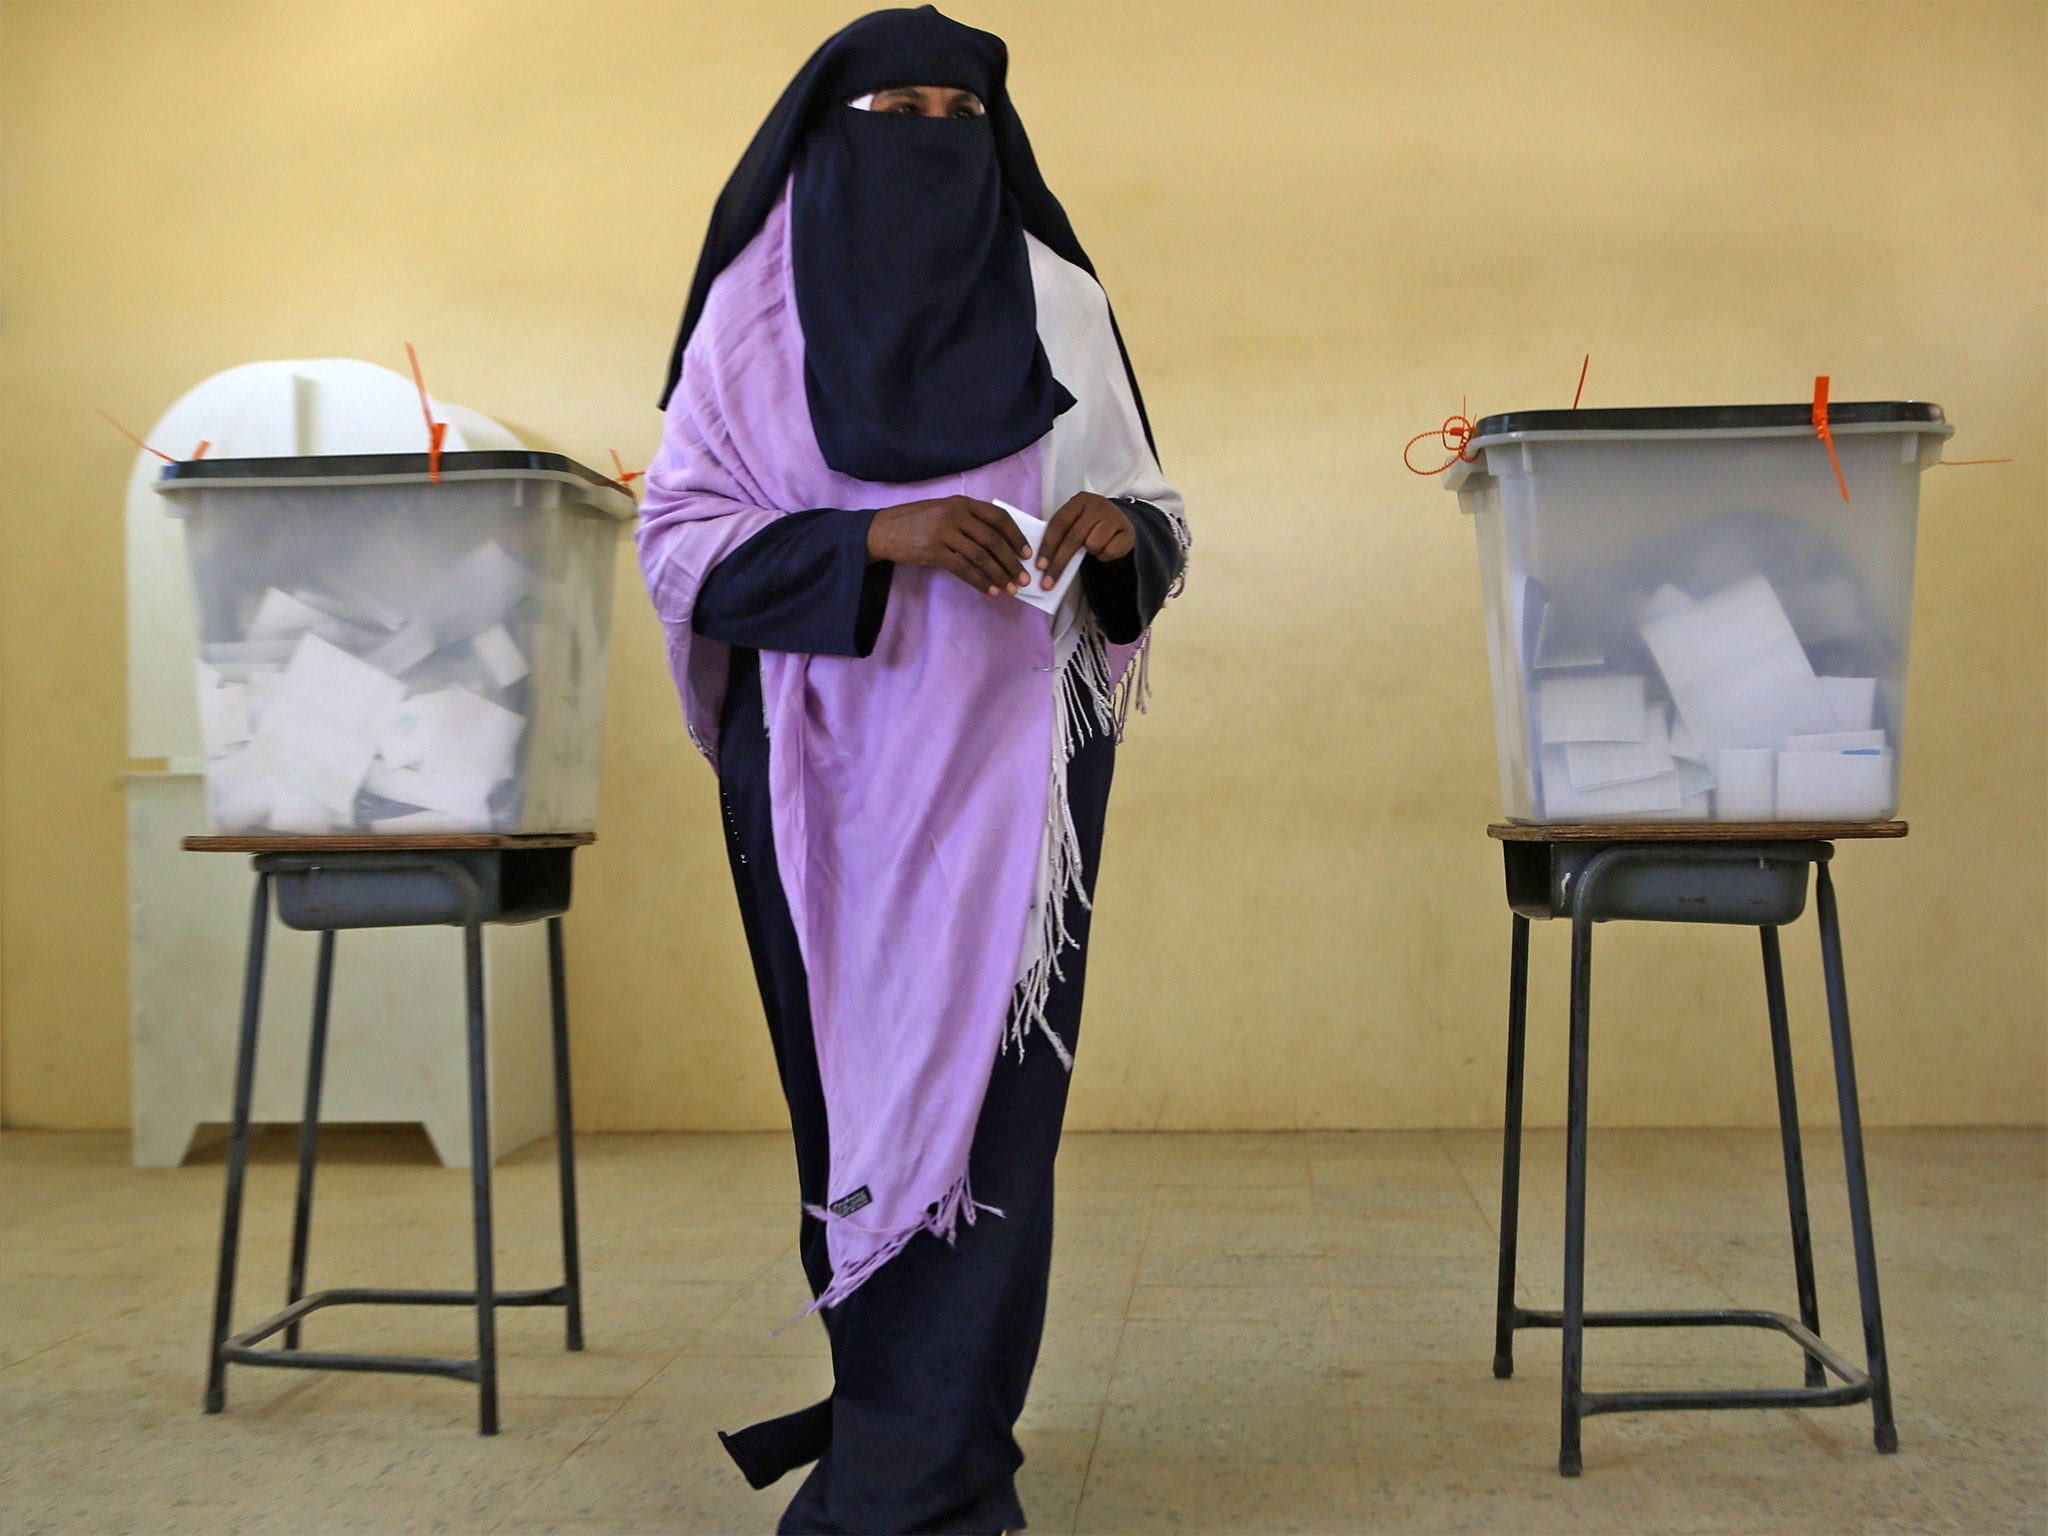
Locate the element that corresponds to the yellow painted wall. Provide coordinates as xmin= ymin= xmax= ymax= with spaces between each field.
xmin=2 ymin=1 xmax=2041 ymax=1135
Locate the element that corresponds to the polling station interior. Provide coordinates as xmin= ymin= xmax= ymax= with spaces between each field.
xmin=1 ymin=3 xmax=2043 ymax=1534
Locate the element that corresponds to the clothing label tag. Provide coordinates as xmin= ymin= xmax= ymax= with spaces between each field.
xmin=992 ymin=499 xmax=1084 ymax=615
xmin=828 ymin=1186 xmax=873 ymax=1218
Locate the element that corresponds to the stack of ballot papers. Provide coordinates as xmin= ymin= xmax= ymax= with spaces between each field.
xmin=195 ymin=539 xmax=536 ymax=834
xmin=1529 ymin=572 xmax=1891 ymax=821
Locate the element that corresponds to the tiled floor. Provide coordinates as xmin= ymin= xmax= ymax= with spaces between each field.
xmin=1 ymin=1126 xmax=2041 ymax=1534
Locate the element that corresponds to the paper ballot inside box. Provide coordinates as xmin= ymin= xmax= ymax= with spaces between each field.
xmin=236 ymin=633 xmax=406 ymax=817
xmin=1638 ymin=576 xmax=1838 ymax=754
xmin=1565 ymin=702 xmax=1676 ymax=790
xmin=1777 ymin=749 xmax=1894 ymax=821
xmin=380 ymin=687 xmax=524 ymax=782
xmin=1819 ymin=677 xmax=1879 ymax=733
xmin=198 ymin=538 xmax=537 ymax=832
xmin=1538 ymin=674 xmax=1646 ymax=745
xmin=1539 ymin=745 xmax=1687 ymax=819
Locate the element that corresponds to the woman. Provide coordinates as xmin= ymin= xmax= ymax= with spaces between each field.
xmin=637 ymin=8 xmax=1188 ymax=1531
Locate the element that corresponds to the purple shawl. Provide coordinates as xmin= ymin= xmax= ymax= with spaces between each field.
xmin=640 ymin=190 xmax=1065 ymax=1307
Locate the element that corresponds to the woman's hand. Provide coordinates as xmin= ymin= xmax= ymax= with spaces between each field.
xmin=866 ymin=496 xmax=1032 ymax=596
xmin=1035 ymin=494 xmax=1133 ymax=589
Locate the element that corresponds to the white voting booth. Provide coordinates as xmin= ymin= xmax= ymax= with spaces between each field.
xmin=127 ymin=360 xmax=554 ymax=1167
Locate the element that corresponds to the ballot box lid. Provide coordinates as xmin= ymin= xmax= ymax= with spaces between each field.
xmin=155 ymin=451 xmax=637 ymax=518
xmin=1469 ymin=400 xmax=1947 ymax=447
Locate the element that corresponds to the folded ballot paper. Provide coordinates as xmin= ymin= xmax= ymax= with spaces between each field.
xmin=1530 ymin=570 xmax=1892 ymax=822
xmin=992 ymin=500 xmax=1085 ymax=616
xmin=195 ymin=539 xmax=536 ymax=834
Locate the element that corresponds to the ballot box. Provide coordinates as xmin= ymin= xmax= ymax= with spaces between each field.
xmin=157 ymin=452 xmax=637 ymax=835
xmin=1442 ymin=402 xmax=1952 ymax=823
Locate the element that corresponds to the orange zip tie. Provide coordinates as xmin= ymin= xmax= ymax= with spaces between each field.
xmin=1403 ymin=397 xmax=1479 ymax=476
xmin=608 ymin=449 xmax=645 ymax=488
xmin=1406 ymin=354 xmax=1588 ymax=477
xmin=405 ymin=342 xmax=448 ymax=483
xmin=1812 ymin=375 xmax=1849 ymax=503
xmin=1935 ymin=456 xmax=2014 ymax=467
xmin=99 ymin=410 xmax=209 ymax=464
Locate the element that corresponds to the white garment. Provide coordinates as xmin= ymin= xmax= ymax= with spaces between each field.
xmin=1003 ymin=236 xmax=1189 ymax=1059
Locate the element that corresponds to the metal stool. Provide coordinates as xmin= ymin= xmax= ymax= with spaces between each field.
xmin=1488 ymin=821 xmax=1905 ymax=1476
xmin=185 ymin=832 xmax=592 ymax=1436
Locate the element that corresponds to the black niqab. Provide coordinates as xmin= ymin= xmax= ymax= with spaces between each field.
xmin=659 ymin=5 xmax=1156 ymax=484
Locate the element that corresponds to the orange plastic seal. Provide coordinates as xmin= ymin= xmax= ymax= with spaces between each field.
xmin=1811 ymin=375 xmax=1849 ymax=503
xmin=1403 ymin=402 xmax=1479 ymax=477
xmin=405 ymin=342 xmax=447 ymax=483
xmin=99 ymin=410 xmax=209 ymax=464
xmin=1406 ymin=358 xmax=1587 ymax=479
xmin=609 ymin=449 xmax=645 ymax=489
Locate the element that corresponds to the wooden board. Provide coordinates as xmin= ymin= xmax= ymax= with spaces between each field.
xmin=183 ymin=832 xmax=595 ymax=852
xmin=1489 ymin=821 xmax=1906 ymax=842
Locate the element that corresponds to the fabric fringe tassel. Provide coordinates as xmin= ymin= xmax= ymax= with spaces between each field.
xmin=791 ymin=1171 xmax=1004 ymax=1319
xmin=1006 ymin=492 xmax=1192 ymax=1066
xmin=1109 ymin=501 xmax=1189 ymax=740
xmin=1005 ymin=622 xmax=1119 ymax=1069
xmin=1111 ymin=630 xmax=1153 ymax=740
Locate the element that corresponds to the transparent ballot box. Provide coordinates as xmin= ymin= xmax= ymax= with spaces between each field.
xmin=1442 ymin=402 xmax=1951 ymax=824
xmin=157 ymin=452 xmax=637 ymax=835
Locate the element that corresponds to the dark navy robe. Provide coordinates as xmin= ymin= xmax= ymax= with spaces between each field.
xmin=692 ymin=500 xmax=1182 ymax=1535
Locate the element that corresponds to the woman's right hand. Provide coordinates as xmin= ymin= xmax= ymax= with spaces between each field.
xmin=866 ymin=496 xmax=1031 ymax=597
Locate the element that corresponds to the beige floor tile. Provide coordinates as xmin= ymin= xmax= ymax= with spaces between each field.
xmin=1350 ymin=1406 xmax=1581 ymax=1473
xmin=1016 ymin=1414 xmax=1100 ymax=1535
xmin=1138 ymin=1249 xmax=1326 ymax=1288
xmin=1322 ymin=1251 xmax=1500 ymax=1290
xmin=1153 ymin=1145 xmax=1315 ymax=1190
xmin=1145 ymin=1212 xmax=1326 ymax=1257
xmin=3 ymin=1127 xmax=2040 ymax=1536
xmin=632 ymin=1348 xmax=834 ymax=1411
xmin=1026 ymin=1348 xmax=1121 ymax=1406
xmin=1107 ymin=1356 xmax=1351 ymax=1413
xmin=1076 ymin=1452 xmax=1365 ymax=1534
xmin=1316 ymin=1208 xmax=1501 ymax=1260
xmin=1333 ymin=1319 xmax=1491 ymax=1368
xmin=1342 ymin=1359 xmax=1558 ymax=1416
xmin=1126 ymin=1284 xmax=1334 ymax=1324
xmin=1097 ymin=1401 xmax=1355 ymax=1464
xmin=1051 ymin=1212 xmax=1151 ymax=1255
xmin=1117 ymin=1314 xmax=1339 ymax=1362
xmin=1332 ymin=1285 xmax=1497 ymax=1331
xmin=1047 ymin=1249 xmax=1142 ymax=1295
xmin=1355 ymin=1465 xmax=1655 ymax=1534
xmin=1625 ymin=1453 xmax=2041 ymax=1535
xmin=488 ymin=1396 xmax=783 ymax=1535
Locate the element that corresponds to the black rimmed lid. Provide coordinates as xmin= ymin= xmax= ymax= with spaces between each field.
xmin=1471 ymin=401 xmax=1945 ymax=439
xmin=157 ymin=450 xmax=628 ymax=494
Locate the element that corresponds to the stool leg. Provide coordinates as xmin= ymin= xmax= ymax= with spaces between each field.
xmin=205 ymin=873 xmax=271 ymax=1414
xmin=284 ymin=929 xmax=337 ymax=1351
xmin=1815 ymin=864 xmax=1898 ymax=1453
xmin=1760 ymin=925 xmax=1825 ymax=1388
xmin=547 ymin=916 xmax=585 ymax=1352
xmin=462 ymin=916 xmax=500 ymax=1436
xmin=1493 ymin=914 xmax=1531 ymax=1379
xmin=1559 ymin=902 xmax=1594 ymax=1478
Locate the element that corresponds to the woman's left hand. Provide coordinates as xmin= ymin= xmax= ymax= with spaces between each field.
xmin=1035 ymin=493 xmax=1134 ymax=589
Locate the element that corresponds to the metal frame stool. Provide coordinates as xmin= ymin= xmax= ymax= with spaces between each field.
xmin=185 ymin=832 xmax=593 ymax=1436
xmin=1488 ymin=820 xmax=1905 ymax=1476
